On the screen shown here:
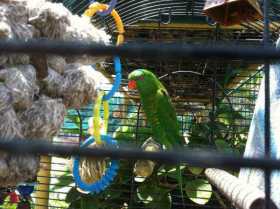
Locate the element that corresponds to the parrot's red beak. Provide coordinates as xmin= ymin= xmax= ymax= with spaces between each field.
xmin=128 ymin=80 xmax=137 ymax=89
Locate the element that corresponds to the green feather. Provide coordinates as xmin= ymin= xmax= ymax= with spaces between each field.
xmin=129 ymin=69 xmax=185 ymax=204
xmin=128 ymin=69 xmax=183 ymax=148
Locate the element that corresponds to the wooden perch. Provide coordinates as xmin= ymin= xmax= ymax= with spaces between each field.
xmin=205 ymin=168 xmax=277 ymax=209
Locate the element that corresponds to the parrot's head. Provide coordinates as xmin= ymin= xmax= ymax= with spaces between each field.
xmin=128 ymin=69 xmax=159 ymax=95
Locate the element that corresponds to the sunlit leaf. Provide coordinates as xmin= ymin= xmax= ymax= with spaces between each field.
xmin=65 ymin=188 xmax=81 ymax=203
xmin=137 ymin=183 xmax=171 ymax=209
xmin=185 ymin=179 xmax=212 ymax=205
xmin=188 ymin=167 xmax=204 ymax=175
xmin=166 ymin=166 xmax=185 ymax=180
xmin=52 ymin=173 xmax=73 ymax=190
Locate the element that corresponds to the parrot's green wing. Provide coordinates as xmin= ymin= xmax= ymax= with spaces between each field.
xmin=155 ymin=88 xmax=182 ymax=149
xmin=155 ymin=89 xmax=185 ymax=206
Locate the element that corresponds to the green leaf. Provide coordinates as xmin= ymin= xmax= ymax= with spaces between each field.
xmin=137 ymin=183 xmax=171 ymax=209
xmin=215 ymin=140 xmax=234 ymax=153
xmin=166 ymin=166 xmax=185 ymax=180
xmin=52 ymin=173 xmax=73 ymax=190
xmin=67 ymin=199 xmax=82 ymax=209
xmin=217 ymin=114 xmax=231 ymax=125
xmin=65 ymin=187 xmax=81 ymax=203
xmin=3 ymin=196 xmax=17 ymax=209
xmin=148 ymin=192 xmax=172 ymax=209
xmin=188 ymin=167 xmax=204 ymax=175
xmin=80 ymin=197 xmax=100 ymax=209
xmin=113 ymin=125 xmax=135 ymax=141
xmin=185 ymin=179 xmax=212 ymax=205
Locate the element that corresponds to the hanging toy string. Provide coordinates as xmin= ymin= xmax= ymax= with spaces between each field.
xmin=73 ymin=1 xmax=123 ymax=194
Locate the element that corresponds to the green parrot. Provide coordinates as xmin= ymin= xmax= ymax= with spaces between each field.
xmin=128 ymin=69 xmax=184 ymax=149
xmin=128 ymin=69 xmax=185 ymax=206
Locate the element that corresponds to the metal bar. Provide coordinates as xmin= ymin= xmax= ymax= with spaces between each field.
xmin=264 ymin=60 xmax=271 ymax=209
xmin=263 ymin=0 xmax=271 ymax=207
xmin=0 ymin=140 xmax=280 ymax=169
xmin=0 ymin=40 xmax=280 ymax=60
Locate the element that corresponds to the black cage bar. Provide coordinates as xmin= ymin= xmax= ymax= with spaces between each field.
xmin=0 ymin=0 xmax=279 ymax=208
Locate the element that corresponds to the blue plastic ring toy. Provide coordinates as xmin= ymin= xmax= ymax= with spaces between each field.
xmin=73 ymin=135 xmax=119 ymax=193
xmin=90 ymin=0 xmax=117 ymax=16
xmin=102 ymin=56 xmax=122 ymax=101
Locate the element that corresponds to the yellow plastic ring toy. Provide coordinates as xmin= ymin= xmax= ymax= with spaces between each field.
xmin=92 ymin=91 xmax=109 ymax=144
xmin=84 ymin=2 xmax=124 ymax=46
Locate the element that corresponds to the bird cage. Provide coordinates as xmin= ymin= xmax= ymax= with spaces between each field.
xmin=0 ymin=0 xmax=279 ymax=209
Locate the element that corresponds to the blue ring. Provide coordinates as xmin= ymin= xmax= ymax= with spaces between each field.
xmin=90 ymin=0 xmax=117 ymax=16
xmin=103 ymin=56 xmax=122 ymax=101
xmin=73 ymin=135 xmax=119 ymax=193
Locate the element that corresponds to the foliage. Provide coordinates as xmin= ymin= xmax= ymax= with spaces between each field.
xmin=188 ymin=99 xmax=246 ymax=154
xmin=2 ymin=196 xmax=17 ymax=209
xmin=185 ymin=179 xmax=212 ymax=205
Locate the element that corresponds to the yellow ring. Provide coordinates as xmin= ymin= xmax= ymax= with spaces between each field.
xmin=84 ymin=2 xmax=125 ymax=46
xmin=93 ymin=91 xmax=104 ymax=144
xmin=92 ymin=92 xmax=110 ymax=144
xmin=86 ymin=2 xmax=123 ymax=144
xmin=103 ymin=101 xmax=109 ymax=134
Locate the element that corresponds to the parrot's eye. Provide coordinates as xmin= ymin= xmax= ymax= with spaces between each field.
xmin=136 ymin=76 xmax=144 ymax=81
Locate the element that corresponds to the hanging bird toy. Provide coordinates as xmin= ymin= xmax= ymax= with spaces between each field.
xmin=73 ymin=0 xmax=123 ymax=194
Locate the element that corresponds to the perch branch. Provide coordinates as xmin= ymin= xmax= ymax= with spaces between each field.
xmin=205 ymin=168 xmax=277 ymax=209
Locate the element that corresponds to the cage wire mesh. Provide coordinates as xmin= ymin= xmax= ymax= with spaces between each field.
xmin=0 ymin=0 xmax=276 ymax=209
xmin=43 ymin=66 xmax=263 ymax=209
xmin=28 ymin=0 xmax=270 ymax=209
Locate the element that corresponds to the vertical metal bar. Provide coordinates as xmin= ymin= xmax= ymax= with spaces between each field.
xmin=263 ymin=0 xmax=271 ymax=207
xmin=210 ymin=67 xmax=217 ymax=144
xmin=210 ymin=24 xmax=219 ymax=144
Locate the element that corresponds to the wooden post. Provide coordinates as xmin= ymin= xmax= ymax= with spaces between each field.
xmin=205 ymin=168 xmax=277 ymax=209
xmin=35 ymin=156 xmax=52 ymax=209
